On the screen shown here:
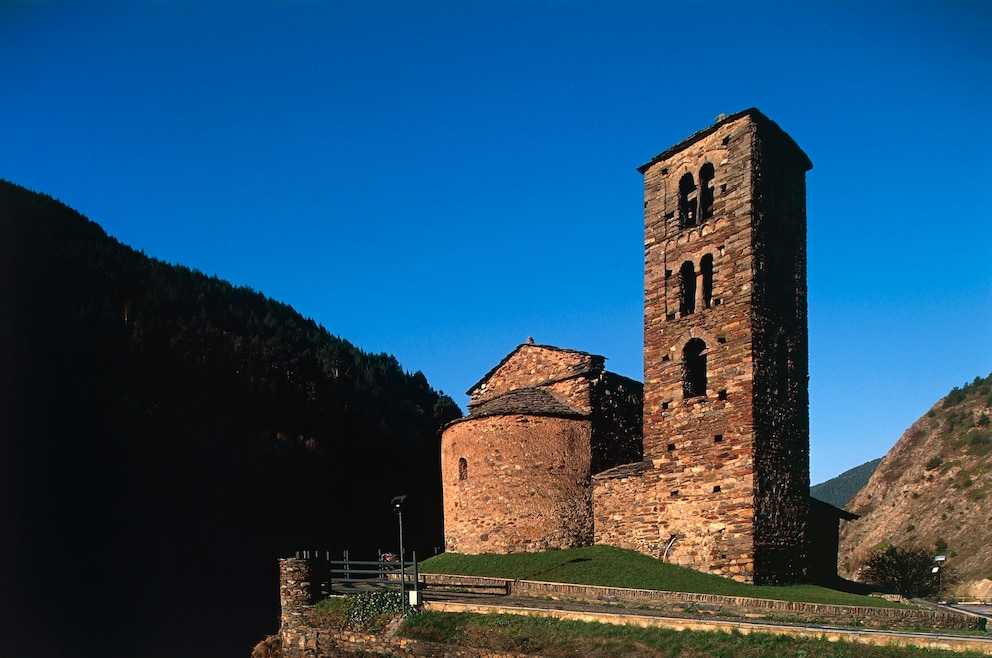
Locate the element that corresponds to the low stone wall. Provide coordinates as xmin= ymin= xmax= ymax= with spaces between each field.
xmin=419 ymin=573 xmax=513 ymax=594
xmin=279 ymin=624 xmax=525 ymax=658
xmin=511 ymin=580 xmax=986 ymax=631
xmin=279 ymin=558 xmax=321 ymax=655
xmin=278 ymin=560 xmax=985 ymax=657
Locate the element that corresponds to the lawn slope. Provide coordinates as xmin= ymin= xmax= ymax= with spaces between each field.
xmin=420 ymin=545 xmax=903 ymax=608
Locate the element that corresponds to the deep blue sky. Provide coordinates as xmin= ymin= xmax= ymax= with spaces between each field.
xmin=2 ymin=1 xmax=989 ymax=484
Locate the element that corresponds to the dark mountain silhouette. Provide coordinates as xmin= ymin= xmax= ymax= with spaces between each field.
xmin=810 ymin=457 xmax=882 ymax=509
xmin=0 ymin=180 xmax=461 ymax=658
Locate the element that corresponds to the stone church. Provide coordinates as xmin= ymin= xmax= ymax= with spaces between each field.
xmin=441 ymin=109 xmax=852 ymax=585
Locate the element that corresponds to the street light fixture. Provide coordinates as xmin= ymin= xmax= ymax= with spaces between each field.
xmin=391 ymin=495 xmax=407 ymax=612
xmin=934 ymin=555 xmax=947 ymax=602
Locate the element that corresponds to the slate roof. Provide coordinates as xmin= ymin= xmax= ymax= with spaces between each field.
xmin=466 ymin=387 xmax=586 ymax=420
xmin=636 ymin=107 xmax=811 ymax=174
xmin=592 ymin=460 xmax=653 ymax=480
xmin=809 ymin=496 xmax=860 ymax=521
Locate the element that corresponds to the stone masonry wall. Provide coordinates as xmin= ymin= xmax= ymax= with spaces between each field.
xmin=594 ymin=457 xmax=757 ymax=579
xmin=618 ymin=112 xmax=765 ymax=582
xmin=279 ymin=558 xmax=320 ymax=658
xmin=748 ymin=122 xmax=812 ymax=581
xmin=442 ymin=414 xmax=593 ymax=553
xmin=508 ymin=580 xmax=986 ymax=632
xmin=589 ymin=371 xmax=643 ymax=473
xmin=468 ymin=344 xmax=599 ymax=412
xmin=443 ymin=343 xmax=642 ymax=556
xmin=596 ymin=110 xmax=812 ymax=584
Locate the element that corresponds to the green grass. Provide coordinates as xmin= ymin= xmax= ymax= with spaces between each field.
xmin=400 ymin=611 xmax=987 ymax=658
xmin=419 ymin=545 xmax=906 ymax=608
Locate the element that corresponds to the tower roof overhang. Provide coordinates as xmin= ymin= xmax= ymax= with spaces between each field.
xmin=637 ymin=107 xmax=812 ymax=174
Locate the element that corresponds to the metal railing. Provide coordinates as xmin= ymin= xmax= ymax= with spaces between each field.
xmin=294 ymin=549 xmax=420 ymax=610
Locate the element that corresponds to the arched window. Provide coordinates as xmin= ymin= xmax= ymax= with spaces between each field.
xmin=679 ymin=261 xmax=696 ymax=316
xmin=458 ymin=457 xmax=468 ymax=481
xmin=683 ymin=338 xmax=707 ymax=398
xmin=699 ymin=162 xmax=715 ymax=220
xmin=678 ymin=173 xmax=697 ymax=229
xmin=700 ymin=253 xmax=714 ymax=309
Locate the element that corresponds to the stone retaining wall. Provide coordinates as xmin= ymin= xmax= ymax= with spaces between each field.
xmin=417 ymin=572 xmax=984 ymax=631
xmin=279 ymin=625 xmax=525 ymax=658
xmin=510 ymin=579 xmax=985 ymax=631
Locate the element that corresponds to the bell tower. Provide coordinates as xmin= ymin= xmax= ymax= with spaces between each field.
xmin=639 ymin=109 xmax=812 ymax=583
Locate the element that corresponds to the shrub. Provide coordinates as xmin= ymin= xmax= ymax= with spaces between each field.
xmin=943 ymin=409 xmax=972 ymax=434
xmin=860 ymin=545 xmax=939 ymax=598
xmin=311 ymin=589 xmax=415 ymax=631
xmin=968 ymin=430 xmax=992 ymax=456
xmin=925 ymin=456 xmax=943 ymax=470
xmin=942 ymin=387 xmax=966 ymax=408
xmin=346 ymin=589 xmax=408 ymax=630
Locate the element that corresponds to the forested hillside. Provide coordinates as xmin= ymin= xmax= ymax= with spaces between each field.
xmin=0 ymin=180 xmax=461 ymax=658
xmin=810 ymin=458 xmax=882 ymax=509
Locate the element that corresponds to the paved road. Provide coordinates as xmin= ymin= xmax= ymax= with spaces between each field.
xmin=946 ymin=603 xmax=992 ymax=620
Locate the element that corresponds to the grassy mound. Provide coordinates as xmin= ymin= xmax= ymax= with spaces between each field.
xmin=419 ymin=545 xmax=904 ymax=608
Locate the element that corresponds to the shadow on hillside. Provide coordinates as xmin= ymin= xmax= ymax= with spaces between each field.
xmin=814 ymin=575 xmax=879 ymax=596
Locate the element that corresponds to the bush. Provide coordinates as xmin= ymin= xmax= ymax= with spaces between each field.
xmin=311 ymin=590 xmax=415 ymax=631
xmin=860 ymin=545 xmax=939 ymax=598
xmin=942 ymin=387 xmax=966 ymax=408
xmin=968 ymin=430 xmax=992 ymax=456
xmin=346 ymin=590 xmax=408 ymax=630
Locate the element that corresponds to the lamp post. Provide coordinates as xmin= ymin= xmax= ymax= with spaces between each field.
xmin=934 ymin=555 xmax=946 ymax=602
xmin=391 ymin=495 xmax=407 ymax=612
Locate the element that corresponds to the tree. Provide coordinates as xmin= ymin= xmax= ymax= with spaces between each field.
xmin=860 ymin=545 xmax=940 ymax=598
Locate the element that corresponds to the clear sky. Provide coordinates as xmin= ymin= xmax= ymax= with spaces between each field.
xmin=2 ymin=1 xmax=989 ymax=485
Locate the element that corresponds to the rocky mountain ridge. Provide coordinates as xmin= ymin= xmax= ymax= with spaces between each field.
xmin=838 ymin=374 xmax=992 ymax=600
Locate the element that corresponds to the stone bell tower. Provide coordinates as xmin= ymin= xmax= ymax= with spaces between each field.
xmin=642 ymin=108 xmax=812 ymax=583
xmin=595 ymin=109 xmax=813 ymax=584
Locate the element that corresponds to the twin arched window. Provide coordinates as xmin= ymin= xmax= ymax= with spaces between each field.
xmin=677 ymin=163 xmax=715 ymax=229
xmin=678 ymin=254 xmax=715 ymax=316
